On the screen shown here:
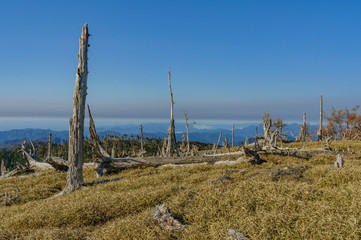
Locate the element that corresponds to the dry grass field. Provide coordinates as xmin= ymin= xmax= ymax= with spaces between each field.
xmin=1 ymin=141 xmax=361 ymax=239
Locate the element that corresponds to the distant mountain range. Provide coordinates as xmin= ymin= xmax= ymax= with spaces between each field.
xmin=0 ymin=123 xmax=318 ymax=149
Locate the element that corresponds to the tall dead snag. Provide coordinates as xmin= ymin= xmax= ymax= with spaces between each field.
xmin=317 ymin=94 xmax=323 ymax=141
xmin=1 ymin=160 xmax=5 ymax=176
xmin=263 ymin=111 xmax=272 ymax=146
xmin=139 ymin=124 xmax=145 ymax=157
xmin=297 ymin=112 xmax=307 ymax=142
xmin=184 ymin=111 xmax=196 ymax=155
xmin=166 ymin=68 xmax=179 ymax=157
xmin=214 ymin=131 xmax=222 ymax=154
xmin=61 ymin=23 xmax=90 ymax=195
xmin=47 ymin=133 xmax=52 ymax=161
xmin=232 ymin=124 xmax=235 ymax=148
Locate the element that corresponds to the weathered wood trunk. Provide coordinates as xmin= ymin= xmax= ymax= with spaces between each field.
xmin=232 ymin=124 xmax=234 ymax=148
xmin=47 ymin=133 xmax=52 ymax=158
xmin=180 ymin=133 xmax=186 ymax=153
xmin=214 ymin=131 xmax=222 ymax=154
xmin=61 ymin=23 xmax=89 ymax=194
xmin=262 ymin=111 xmax=272 ymax=147
xmin=297 ymin=112 xmax=307 ymax=142
xmin=166 ymin=68 xmax=179 ymax=157
xmin=140 ymin=124 xmax=144 ymax=157
xmin=317 ymin=94 xmax=323 ymax=141
xmin=111 ymin=146 xmax=116 ymax=158
xmin=0 ymin=160 xmax=5 ymax=176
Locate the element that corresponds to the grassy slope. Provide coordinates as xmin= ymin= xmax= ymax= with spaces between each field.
xmin=1 ymin=141 xmax=361 ymax=239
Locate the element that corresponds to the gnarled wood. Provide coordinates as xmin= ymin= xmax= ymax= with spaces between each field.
xmin=60 ymin=23 xmax=90 ymax=195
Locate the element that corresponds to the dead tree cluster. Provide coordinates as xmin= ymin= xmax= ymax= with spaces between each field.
xmin=2 ymin=22 xmax=360 ymax=203
xmin=322 ymin=105 xmax=361 ymax=141
xmin=261 ymin=111 xmax=284 ymax=149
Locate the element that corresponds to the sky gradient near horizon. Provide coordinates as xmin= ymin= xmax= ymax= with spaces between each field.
xmin=0 ymin=0 xmax=360 ymax=130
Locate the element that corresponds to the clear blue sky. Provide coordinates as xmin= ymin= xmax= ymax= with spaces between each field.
xmin=0 ymin=0 xmax=360 ymax=128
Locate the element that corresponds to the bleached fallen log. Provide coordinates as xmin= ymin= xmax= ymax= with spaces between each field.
xmin=21 ymin=141 xmax=53 ymax=171
xmin=88 ymin=106 xmax=252 ymax=177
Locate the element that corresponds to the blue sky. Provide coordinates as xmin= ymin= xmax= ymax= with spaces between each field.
xmin=0 ymin=0 xmax=360 ymax=129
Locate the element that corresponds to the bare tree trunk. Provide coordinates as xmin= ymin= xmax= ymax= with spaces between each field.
xmin=111 ymin=146 xmax=116 ymax=158
xmin=263 ymin=111 xmax=271 ymax=146
xmin=184 ymin=111 xmax=196 ymax=155
xmin=166 ymin=68 xmax=179 ymax=157
xmin=0 ymin=160 xmax=5 ymax=176
xmin=214 ymin=131 xmax=222 ymax=155
xmin=317 ymin=94 xmax=323 ymax=141
xmin=232 ymin=124 xmax=234 ymax=148
xmin=47 ymin=133 xmax=52 ymax=161
xmin=186 ymin=120 xmax=190 ymax=153
xmin=162 ymin=137 xmax=167 ymax=157
xmin=297 ymin=112 xmax=307 ymax=142
xmin=140 ymin=124 xmax=144 ymax=157
xmin=61 ymin=23 xmax=89 ymax=195
xmin=180 ymin=133 xmax=186 ymax=154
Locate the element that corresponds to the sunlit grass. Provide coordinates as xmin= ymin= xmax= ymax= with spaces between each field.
xmin=1 ymin=143 xmax=361 ymax=239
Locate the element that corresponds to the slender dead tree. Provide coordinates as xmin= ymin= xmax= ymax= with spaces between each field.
xmin=47 ymin=133 xmax=52 ymax=160
xmin=232 ymin=124 xmax=235 ymax=148
xmin=166 ymin=68 xmax=179 ymax=157
xmin=317 ymin=94 xmax=323 ymax=141
xmin=140 ymin=124 xmax=145 ymax=157
xmin=0 ymin=160 xmax=5 ymax=176
xmin=263 ymin=111 xmax=272 ymax=146
xmin=214 ymin=131 xmax=222 ymax=154
xmin=184 ymin=111 xmax=196 ymax=154
xmin=297 ymin=112 xmax=307 ymax=142
xmin=60 ymin=23 xmax=90 ymax=195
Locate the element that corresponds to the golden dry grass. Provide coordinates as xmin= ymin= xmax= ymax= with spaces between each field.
xmin=1 ymin=144 xmax=361 ymax=239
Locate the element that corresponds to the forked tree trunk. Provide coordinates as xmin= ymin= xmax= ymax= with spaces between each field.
xmin=166 ymin=68 xmax=179 ymax=157
xmin=61 ymin=23 xmax=90 ymax=195
xmin=317 ymin=94 xmax=323 ymax=141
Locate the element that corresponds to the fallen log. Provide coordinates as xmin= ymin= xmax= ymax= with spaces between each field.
xmin=88 ymin=106 xmax=258 ymax=177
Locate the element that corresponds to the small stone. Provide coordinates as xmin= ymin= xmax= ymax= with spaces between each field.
xmin=228 ymin=229 xmax=249 ymax=240
xmin=213 ymin=176 xmax=231 ymax=185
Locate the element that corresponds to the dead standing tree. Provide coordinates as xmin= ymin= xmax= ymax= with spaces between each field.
xmin=139 ymin=124 xmax=146 ymax=157
xmin=166 ymin=68 xmax=179 ymax=157
xmin=296 ymin=112 xmax=308 ymax=142
xmin=1 ymin=160 xmax=5 ymax=176
xmin=184 ymin=111 xmax=196 ymax=155
xmin=58 ymin=23 xmax=90 ymax=195
xmin=232 ymin=124 xmax=235 ymax=148
xmin=317 ymin=94 xmax=323 ymax=141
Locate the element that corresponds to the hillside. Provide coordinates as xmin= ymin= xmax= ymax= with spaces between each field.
xmin=0 ymin=123 xmax=311 ymax=149
xmin=1 ymin=141 xmax=361 ymax=239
